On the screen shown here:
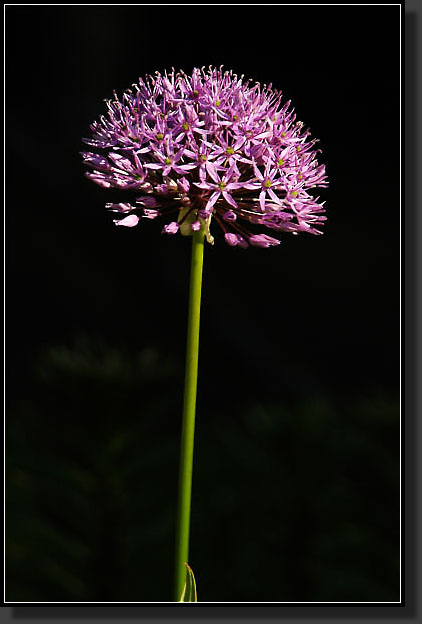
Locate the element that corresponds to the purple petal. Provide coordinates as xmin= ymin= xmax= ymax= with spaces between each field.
xmin=106 ymin=202 xmax=133 ymax=213
xmin=193 ymin=181 xmax=211 ymax=190
xmin=177 ymin=163 xmax=197 ymax=170
xmin=85 ymin=172 xmax=112 ymax=188
xmin=136 ymin=196 xmax=158 ymax=207
xmin=198 ymin=208 xmax=212 ymax=220
xmin=80 ymin=152 xmax=111 ymax=171
xmin=239 ymin=180 xmax=260 ymax=190
xmin=222 ymin=191 xmax=238 ymax=209
xmin=205 ymin=191 xmax=220 ymax=211
xmin=108 ymin=153 xmax=134 ymax=172
xmin=223 ymin=210 xmax=237 ymax=222
xmin=259 ymin=189 xmax=266 ymax=212
xmin=113 ymin=214 xmax=140 ymax=227
xmin=253 ymin=162 xmax=264 ymax=180
xmin=177 ymin=177 xmax=190 ymax=193
xmin=206 ymin=161 xmax=220 ymax=184
xmin=143 ymin=209 xmax=160 ymax=219
xmin=268 ymin=188 xmax=283 ymax=204
xmin=236 ymin=235 xmax=249 ymax=249
xmin=224 ymin=233 xmax=239 ymax=246
xmin=249 ymin=234 xmax=281 ymax=248
xmin=162 ymin=221 xmax=179 ymax=234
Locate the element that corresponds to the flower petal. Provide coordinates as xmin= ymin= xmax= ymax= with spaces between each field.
xmin=113 ymin=214 xmax=140 ymax=227
xmin=224 ymin=233 xmax=238 ymax=246
xmin=249 ymin=234 xmax=280 ymax=247
xmin=162 ymin=222 xmax=179 ymax=234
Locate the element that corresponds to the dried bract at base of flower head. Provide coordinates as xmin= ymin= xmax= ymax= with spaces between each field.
xmin=82 ymin=66 xmax=328 ymax=248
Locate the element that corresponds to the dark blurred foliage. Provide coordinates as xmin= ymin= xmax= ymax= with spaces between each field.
xmin=6 ymin=336 xmax=399 ymax=602
xmin=6 ymin=4 xmax=400 ymax=603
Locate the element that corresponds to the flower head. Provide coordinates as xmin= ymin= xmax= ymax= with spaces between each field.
xmin=82 ymin=66 xmax=328 ymax=248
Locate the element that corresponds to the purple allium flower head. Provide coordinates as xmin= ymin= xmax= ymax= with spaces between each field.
xmin=82 ymin=66 xmax=328 ymax=248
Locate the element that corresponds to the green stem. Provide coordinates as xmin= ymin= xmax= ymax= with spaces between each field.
xmin=174 ymin=229 xmax=205 ymax=601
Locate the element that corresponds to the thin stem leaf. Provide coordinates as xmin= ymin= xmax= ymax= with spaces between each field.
xmin=178 ymin=563 xmax=198 ymax=602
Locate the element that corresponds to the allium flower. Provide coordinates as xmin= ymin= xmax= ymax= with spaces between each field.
xmin=82 ymin=66 xmax=328 ymax=248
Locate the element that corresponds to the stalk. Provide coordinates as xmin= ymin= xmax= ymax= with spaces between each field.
xmin=174 ymin=228 xmax=205 ymax=601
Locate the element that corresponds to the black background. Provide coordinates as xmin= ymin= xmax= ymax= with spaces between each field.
xmin=6 ymin=4 xmax=400 ymax=603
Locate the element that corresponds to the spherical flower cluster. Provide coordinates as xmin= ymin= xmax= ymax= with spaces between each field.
xmin=82 ymin=66 xmax=328 ymax=248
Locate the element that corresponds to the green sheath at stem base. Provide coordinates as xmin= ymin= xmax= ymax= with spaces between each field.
xmin=174 ymin=229 xmax=205 ymax=601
